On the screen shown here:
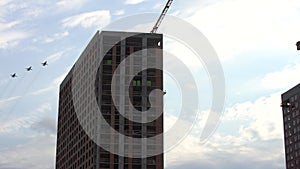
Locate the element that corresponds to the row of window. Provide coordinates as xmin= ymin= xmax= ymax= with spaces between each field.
xmin=132 ymin=80 xmax=152 ymax=86
xmin=284 ymin=121 xmax=300 ymax=132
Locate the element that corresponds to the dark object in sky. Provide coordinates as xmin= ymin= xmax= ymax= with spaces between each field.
xmin=151 ymin=0 xmax=173 ymax=33
xmin=26 ymin=66 xmax=32 ymax=71
xmin=297 ymin=41 xmax=300 ymax=50
xmin=11 ymin=73 xmax=17 ymax=78
xmin=41 ymin=61 xmax=48 ymax=66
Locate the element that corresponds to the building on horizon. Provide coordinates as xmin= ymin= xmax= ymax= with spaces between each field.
xmin=55 ymin=31 xmax=164 ymax=169
xmin=282 ymin=83 xmax=300 ymax=169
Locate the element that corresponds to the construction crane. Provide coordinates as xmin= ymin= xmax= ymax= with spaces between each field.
xmin=150 ymin=0 xmax=173 ymax=33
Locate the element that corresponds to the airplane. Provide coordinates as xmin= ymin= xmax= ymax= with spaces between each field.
xmin=11 ymin=73 xmax=17 ymax=78
xmin=41 ymin=61 xmax=48 ymax=66
xmin=26 ymin=66 xmax=32 ymax=71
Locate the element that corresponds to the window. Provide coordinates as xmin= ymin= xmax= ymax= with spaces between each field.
xmin=133 ymin=80 xmax=137 ymax=86
xmin=147 ymin=80 xmax=152 ymax=86
xmin=105 ymin=60 xmax=112 ymax=65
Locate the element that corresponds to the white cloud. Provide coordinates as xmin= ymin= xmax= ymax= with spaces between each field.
xmin=0 ymin=96 xmax=22 ymax=109
xmin=45 ymin=48 xmax=70 ymax=63
xmin=166 ymin=137 xmax=284 ymax=169
xmin=34 ymin=31 xmax=69 ymax=43
xmin=153 ymin=2 xmax=163 ymax=9
xmin=0 ymin=134 xmax=55 ymax=169
xmin=124 ymin=0 xmax=144 ymax=5
xmin=0 ymin=20 xmax=20 ymax=31
xmin=56 ymin=0 xmax=87 ymax=9
xmin=0 ymin=103 xmax=51 ymax=134
xmin=1 ymin=1 xmax=45 ymax=20
xmin=181 ymin=0 xmax=300 ymax=61
xmin=164 ymin=38 xmax=202 ymax=67
xmin=121 ymin=21 xmax=154 ymax=33
xmin=0 ymin=0 xmax=12 ymax=6
xmin=0 ymin=20 xmax=29 ymax=49
xmin=31 ymin=117 xmax=56 ymax=135
xmin=114 ymin=9 xmax=125 ymax=16
xmin=30 ymin=86 xmax=55 ymax=96
xmin=224 ymin=93 xmax=283 ymax=140
xmin=261 ymin=64 xmax=300 ymax=90
xmin=62 ymin=10 xmax=111 ymax=28
xmin=165 ymin=93 xmax=284 ymax=168
xmin=0 ymin=21 xmax=28 ymax=49
xmin=31 ymin=67 xmax=70 ymax=95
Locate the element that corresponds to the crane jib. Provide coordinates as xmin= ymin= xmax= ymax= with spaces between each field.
xmin=150 ymin=0 xmax=174 ymax=33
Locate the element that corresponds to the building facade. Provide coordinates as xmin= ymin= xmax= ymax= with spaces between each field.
xmin=56 ymin=31 xmax=163 ymax=169
xmin=282 ymin=84 xmax=300 ymax=169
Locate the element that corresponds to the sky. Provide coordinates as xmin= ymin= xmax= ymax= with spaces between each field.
xmin=0 ymin=0 xmax=300 ymax=168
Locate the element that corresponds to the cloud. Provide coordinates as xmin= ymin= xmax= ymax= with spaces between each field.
xmin=0 ymin=0 xmax=12 ymax=6
xmin=224 ymin=93 xmax=283 ymax=140
xmin=30 ymin=67 xmax=70 ymax=95
xmin=166 ymin=137 xmax=284 ymax=169
xmin=33 ymin=31 xmax=69 ymax=43
xmin=0 ymin=96 xmax=22 ymax=109
xmin=153 ymin=2 xmax=163 ymax=9
xmin=62 ymin=10 xmax=111 ymax=28
xmin=114 ymin=9 xmax=125 ymax=16
xmin=0 ymin=103 xmax=51 ymax=134
xmin=0 ymin=25 xmax=29 ymax=49
xmin=0 ymin=134 xmax=55 ymax=169
xmin=181 ymin=0 xmax=300 ymax=61
xmin=166 ymin=134 xmax=284 ymax=168
xmin=124 ymin=0 xmax=144 ymax=5
xmin=164 ymin=38 xmax=202 ymax=68
xmin=0 ymin=32 xmax=25 ymax=48
xmin=0 ymin=20 xmax=29 ymax=49
xmin=261 ymin=64 xmax=300 ymax=90
xmin=0 ymin=20 xmax=21 ymax=31
xmin=45 ymin=48 xmax=71 ymax=63
xmin=56 ymin=0 xmax=87 ymax=9
xmin=0 ymin=1 xmax=45 ymax=20
xmin=165 ymin=93 xmax=285 ymax=168
xmin=31 ymin=117 xmax=56 ymax=135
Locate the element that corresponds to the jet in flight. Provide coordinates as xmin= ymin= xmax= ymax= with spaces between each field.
xmin=11 ymin=73 xmax=17 ymax=78
xmin=41 ymin=61 xmax=48 ymax=66
xmin=26 ymin=66 xmax=32 ymax=71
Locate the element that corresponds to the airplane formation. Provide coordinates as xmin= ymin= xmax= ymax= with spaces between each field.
xmin=10 ymin=61 xmax=47 ymax=78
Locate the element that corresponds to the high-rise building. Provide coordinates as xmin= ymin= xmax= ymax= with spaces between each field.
xmin=56 ymin=31 xmax=163 ymax=169
xmin=282 ymin=84 xmax=300 ymax=169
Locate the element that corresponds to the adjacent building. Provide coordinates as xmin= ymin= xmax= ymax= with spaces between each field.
xmin=282 ymin=84 xmax=300 ymax=169
xmin=56 ymin=31 xmax=164 ymax=169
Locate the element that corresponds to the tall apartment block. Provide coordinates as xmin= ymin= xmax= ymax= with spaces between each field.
xmin=56 ymin=31 xmax=164 ymax=169
xmin=282 ymin=84 xmax=300 ymax=169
